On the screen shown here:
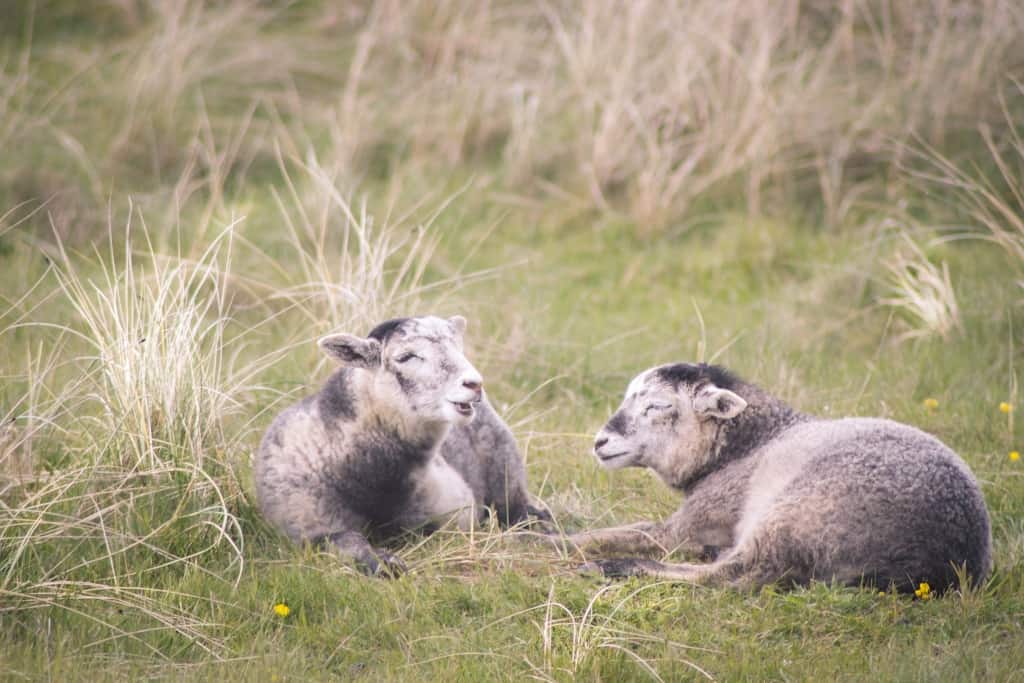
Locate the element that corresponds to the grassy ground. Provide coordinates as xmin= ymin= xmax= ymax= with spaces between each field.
xmin=3 ymin=2 xmax=1024 ymax=680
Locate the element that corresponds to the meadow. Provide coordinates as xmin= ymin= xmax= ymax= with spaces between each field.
xmin=2 ymin=1 xmax=1024 ymax=680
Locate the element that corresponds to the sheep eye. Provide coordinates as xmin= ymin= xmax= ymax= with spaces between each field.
xmin=396 ymin=352 xmax=421 ymax=364
xmin=643 ymin=403 xmax=670 ymax=416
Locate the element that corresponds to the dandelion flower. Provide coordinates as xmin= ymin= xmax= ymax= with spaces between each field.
xmin=273 ymin=602 xmax=290 ymax=618
xmin=1011 ymin=451 xmax=1020 ymax=463
xmin=1000 ymin=402 xmax=1013 ymax=414
xmin=914 ymin=582 xmax=931 ymax=600
xmin=923 ymin=398 xmax=938 ymax=411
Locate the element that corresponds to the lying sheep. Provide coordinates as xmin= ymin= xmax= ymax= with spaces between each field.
xmin=571 ymin=363 xmax=992 ymax=593
xmin=255 ymin=315 xmax=546 ymax=575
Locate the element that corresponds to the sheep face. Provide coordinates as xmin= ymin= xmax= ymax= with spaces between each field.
xmin=593 ymin=365 xmax=747 ymax=486
xmin=319 ymin=316 xmax=483 ymax=427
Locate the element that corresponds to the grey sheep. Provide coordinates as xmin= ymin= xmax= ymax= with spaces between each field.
xmin=570 ymin=362 xmax=992 ymax=593
xmin=255 ymin=315 xmax=546 ymax=575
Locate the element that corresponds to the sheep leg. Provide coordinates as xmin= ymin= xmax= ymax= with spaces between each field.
xmin=565 ymin=521 xmax=672 ymax=557
xmin=326 ymin=530 xmax=407 ymax=577
xmin=567 ymin=506 xmax=724 ymax=560
xmin=582 ymin=542 xmax=788 ymax=590
xmin=581 ymin=557 xmax=729 ymax=583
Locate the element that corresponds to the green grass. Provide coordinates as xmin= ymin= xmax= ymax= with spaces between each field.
xmin=3 ymin=2 xmax=1024 ymax=680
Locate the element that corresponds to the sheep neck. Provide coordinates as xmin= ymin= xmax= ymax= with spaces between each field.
xmin=683 ymin=386 xmax=808 ymax=493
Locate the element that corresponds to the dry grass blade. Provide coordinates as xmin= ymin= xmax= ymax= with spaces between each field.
xmin=477 ymin=581 xmax=715 ymax=681
xmin=255 ymin=144 xmax=488 ymax=338
xmin=42 ymin=207 xmax=248 ymax=470
xmin=880 ymin=232 xmax=961 ymax=342
xmin=906 ymin=81 xmax=1024 ymax=288
xmin=0 ymin=581 xmax=233 ymax=659
xmin=1 ymin=200 xmax=259 ymax=658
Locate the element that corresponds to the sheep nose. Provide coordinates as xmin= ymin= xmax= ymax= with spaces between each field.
xmin=594 ymin=436 xmax=609 ymax=450
xmin=463 ymin=379 xmax=482 ymax=394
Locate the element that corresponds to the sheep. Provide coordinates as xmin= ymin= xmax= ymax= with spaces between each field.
xmin=255 ymin=315 xmax=547 ymax=576
xmin=570 ymin=362 xmax=992 ymax=593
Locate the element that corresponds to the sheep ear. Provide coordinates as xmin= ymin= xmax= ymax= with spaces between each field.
xmin=448 ymin=315 xmax=468 ymax=336
xmin=694 ymin=385 xmax=747 ymax=420
xmin=318 ymin=334 xmax=381 ymax=368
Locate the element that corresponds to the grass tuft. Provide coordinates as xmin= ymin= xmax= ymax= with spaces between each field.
xmin=880 ymin=232 xmax=961 ymax=342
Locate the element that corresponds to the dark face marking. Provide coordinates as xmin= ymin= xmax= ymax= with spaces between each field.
xmin=605 ymin=410 xmax=630 ymax=436
xmin=393 ymin=368 xmax=416 ymax=395
xmin=368 ymin=317 xmax=413 ymax=343
xmin=656 ymin=363 xmax=741 ymax=392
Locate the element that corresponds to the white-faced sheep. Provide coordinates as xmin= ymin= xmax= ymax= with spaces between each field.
xmin=255 ymin=315 xmax=547 ymax=576
xmin=570 ymin=363 xmax=992 ymax=593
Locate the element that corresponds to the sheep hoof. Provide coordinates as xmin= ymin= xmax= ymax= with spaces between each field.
xmin=579 ymin=558 xmax=648 ymax=578
xmin=526 ymin=505 xmax=553 ymax=524
xmin=362 ymin=551 xmax=407 ymax=578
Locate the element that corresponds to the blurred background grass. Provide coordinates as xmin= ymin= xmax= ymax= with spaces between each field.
xmin=2 ymin=1 xmax=1023 ymax=679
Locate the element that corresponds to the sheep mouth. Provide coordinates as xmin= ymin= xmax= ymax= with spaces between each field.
xmin=596 ymin=451 xmax=630 ymax=462
xmin=450 ymin=401 xmax=475 ymax=417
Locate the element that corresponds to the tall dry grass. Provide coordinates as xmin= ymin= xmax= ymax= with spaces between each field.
xmin=49 ymin=213 xmax=241 ymax=470
xmin=906 ymin=81 xmax=1024 ymax=290
xmin=321 ymin=0 xmax=1024 ymax=230
xmin=6 ymin=0 xmax=1022 ymax=242
xmin=870 ymin=79 xmax=1024 ymax=339
xmin=1 ymin=207 xmax=250 ymax=655
xmin=880 ymin=231 xmax=961 ymax=342
xmin=260 ymin=146 xmax=459 ymax=334
xmin=0 ymin=156 xmax=466 ymax=656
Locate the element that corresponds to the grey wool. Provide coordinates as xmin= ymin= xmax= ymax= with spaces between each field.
xmin=570 ymin=362 xmax=992 ymax=593
xmin=255 ymin=315 xmax=546 ymax=576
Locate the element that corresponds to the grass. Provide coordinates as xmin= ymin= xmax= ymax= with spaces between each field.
xmin=2 ymin=1 xmax=1024 ymax=680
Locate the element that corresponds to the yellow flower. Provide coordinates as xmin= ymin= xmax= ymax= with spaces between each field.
xmin=273 ymin=602 xmax=290 ymax=618
xmin=1000 ymin=402 xmax=1013 ymax=414
xmin=923 ymin=398 xmax=938 ymax=411
xmin=1011 ymin=451 xmax=1020 ymax=462
xmin=914 ymin=582 xmax=931 ymax=600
